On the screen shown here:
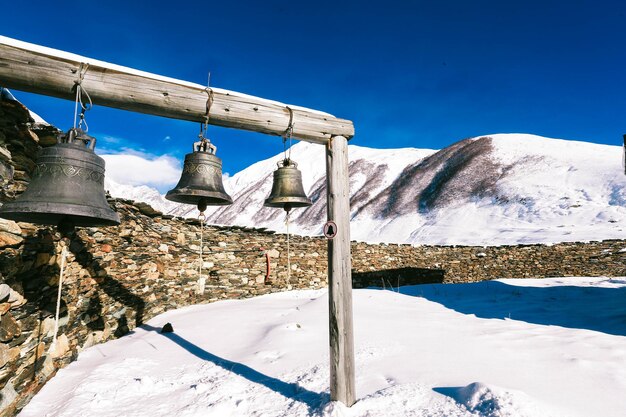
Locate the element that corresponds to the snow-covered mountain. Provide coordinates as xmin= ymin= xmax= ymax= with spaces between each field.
xmin=105 ymin=134 xmax=626 ymax=245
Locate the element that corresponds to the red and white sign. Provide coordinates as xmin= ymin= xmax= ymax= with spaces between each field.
xmin=323 ymin=221 xmax=338 ymax=239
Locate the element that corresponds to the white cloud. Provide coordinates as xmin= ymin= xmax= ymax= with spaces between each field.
xmin=101 ymin=152 xmax=181 ymax=191
xmin=100 ymin=135 xmax=123 ymax=145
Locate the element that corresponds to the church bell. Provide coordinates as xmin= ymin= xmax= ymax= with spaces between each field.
xmin=166 ymin=139 xmax=232 ymax=212
xmin=0 ymin=128 xmax=120 ymax=232
xmin=264 ymin=159 xmax=312 ymax=212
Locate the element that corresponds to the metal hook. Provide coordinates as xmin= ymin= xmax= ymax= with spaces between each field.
xmin=283 ymin=106 xmax=295 ymax=161
xmin=202 ymin=87 xmax=214 ymax=137
xmin=284 ymin=106 xmax=294 ymax=139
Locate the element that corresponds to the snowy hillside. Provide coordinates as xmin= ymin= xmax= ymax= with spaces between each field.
xmin=19 ymin=277 xmax=626 ymax=417
xmin=104 ymin=177 xmax=177 ymax=214
xmin=104 ymin=134 xmax=626 ymax=245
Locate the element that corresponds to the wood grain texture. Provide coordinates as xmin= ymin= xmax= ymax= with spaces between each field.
xmin=0 ymin=39 xmax=354 ymax=144
xmin=326 ymin=135 xmax=356 ymax=406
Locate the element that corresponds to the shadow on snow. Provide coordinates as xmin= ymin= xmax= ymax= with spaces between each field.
xmin=392 ymin=279 xmax=626 ymax=337
xmin=140 ymin=324 xmax=330 ymax=414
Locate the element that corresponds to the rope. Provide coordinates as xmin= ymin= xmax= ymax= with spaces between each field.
xmin=73 ymin=63 xmax=92 ymax=131
xmin=51 ymin=240 xmax=68 ymax=349
xmin=201 ymin=87 xmax=214 ymax=140
xmin=72 ymin=86 xmax=80 ymax=130
xmin=198 ymin=212 xmax=206 ymax=294
xmin=286 ymin=210 xmax=291 ymax=283
xmin=283 ymin=106 xmax=294 ymax=161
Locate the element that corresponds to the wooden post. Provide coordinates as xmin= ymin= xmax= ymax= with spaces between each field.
xmin=326 ymin=135 xmax=356 ymax=406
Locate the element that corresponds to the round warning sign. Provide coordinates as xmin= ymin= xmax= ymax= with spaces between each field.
xmin=323 ymin=221 xmax=338 ymax=239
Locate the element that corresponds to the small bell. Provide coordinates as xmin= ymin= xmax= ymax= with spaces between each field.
xmin=166 ymin=139 xmax=232 ymax=211
xmin=264 ymin=159 xmax=312 ymax=212
xmin=0 ymin=128 xmax=120 ymax=234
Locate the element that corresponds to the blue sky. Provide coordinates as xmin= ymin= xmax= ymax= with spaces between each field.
xmin=3 ymin=0 xmax=626 ymax=183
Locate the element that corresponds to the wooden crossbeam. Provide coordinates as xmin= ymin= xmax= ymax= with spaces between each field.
xmin=0 ymin=36 xmax=354 ymax=144
xmin=0 ymin=35 xmax=358 ymax=407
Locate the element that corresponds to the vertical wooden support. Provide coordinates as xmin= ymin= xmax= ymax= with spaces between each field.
xmin=326 ymin=135 xmax=356 ymax=406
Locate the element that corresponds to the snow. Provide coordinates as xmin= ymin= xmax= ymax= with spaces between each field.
xmin=348 ymin=134 xmax=626 ymax=245
xmin=104 ymin=178 xmax=176 ymax=213
xmin=0 ymin=36 xmax=333 ymax=117
xmin=19 ymin=277 xmax=626 ymax=417
xmin=105 ymin=134 xmax=626 ymax=246
xmin=27 ymin=109 xmax=48 ymax=125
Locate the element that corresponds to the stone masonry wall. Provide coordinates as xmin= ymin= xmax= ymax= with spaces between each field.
xmin=350 ymin=240 xmax=626 ymax=286
xmin=0 ymin=96 xmax=624 ymax=415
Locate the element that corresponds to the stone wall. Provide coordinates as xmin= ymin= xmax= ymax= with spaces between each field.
xmin=351 ymin=240 xmax=626 ymax=286
xmin=0 ymin=96 xmax=624 ymax=416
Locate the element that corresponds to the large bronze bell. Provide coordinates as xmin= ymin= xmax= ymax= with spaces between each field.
xmin=166 ymin=140 xmax=232 ymax=211
xmin=264 ymin=159 xmax=312 ymax=212
xmin=0 ymin=128 xmax=120 ymax=232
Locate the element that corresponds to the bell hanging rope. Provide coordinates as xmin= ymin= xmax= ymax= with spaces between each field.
xmin=264 ymin=106 xmax=312 ymax=213
xmin=263 ymin=106 xmax=312 ymax=284
xmin=264 ymin=159 xmax=311 ymax=284
xmin=0 ymin=68 xmax=119 ymax=235
xmin=264 ymin=159 xmax=312 ymax=212
xmin=166 ymin=87 xmax=232 ymax=212
xmin=0 ymin=129 xmax=120 ymax=234
xmin=165 ymin=138 xmax=233 ymax=212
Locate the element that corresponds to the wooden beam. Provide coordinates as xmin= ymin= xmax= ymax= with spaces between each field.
xmin=0 ymin=36 xmax=354 ymax=144
xmin=326 ymin=135 xmax=356 ymax=406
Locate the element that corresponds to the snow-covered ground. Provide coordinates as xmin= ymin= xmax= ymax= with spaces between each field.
xmin=19 ymin=277 xmax=626 ymax=417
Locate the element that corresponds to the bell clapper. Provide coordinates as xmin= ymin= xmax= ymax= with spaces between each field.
xmin=197 ymin=197 xmax=208 ymax=214
xmin=57 ymin=217 xmax=76 ymax=239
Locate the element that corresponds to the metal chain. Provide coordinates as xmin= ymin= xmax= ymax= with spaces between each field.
xmin=51 ymin=239 xmax=68 ymax=349
xmin=77 ymin=86 xmax=93 ymax=131
xmin=73 ymin=63 xmax=92 ymax=131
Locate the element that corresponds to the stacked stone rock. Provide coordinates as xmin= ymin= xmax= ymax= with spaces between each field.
xmin=349 ymin=241 xmax=626 ymax=287
xmin=0 ymin=97 xmax=624 ymax=416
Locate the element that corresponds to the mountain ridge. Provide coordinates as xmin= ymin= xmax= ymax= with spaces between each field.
xmin=104 ymin=134 xmax=626 ymax=245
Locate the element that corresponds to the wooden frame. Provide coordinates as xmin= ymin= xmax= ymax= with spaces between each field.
xmin=0 ymin=35 xmax=356 ymax=407
xmin=0 ymin=36 xmax=353 ymax=144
